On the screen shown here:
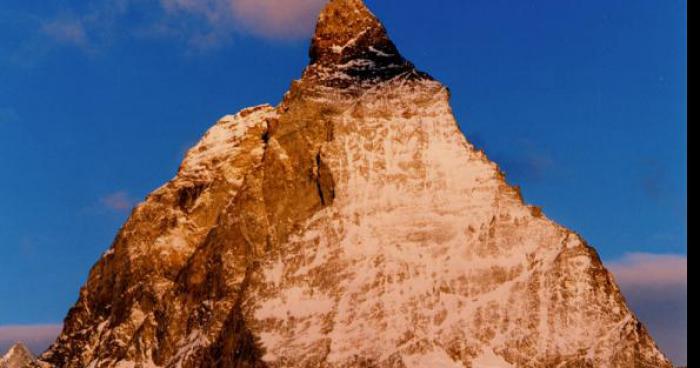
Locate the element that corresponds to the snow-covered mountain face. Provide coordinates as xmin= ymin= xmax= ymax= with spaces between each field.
xmin=41 ymin=0 xmax=672 ymax=367
xmin=1 ymin=344 xmax=40 ymax=368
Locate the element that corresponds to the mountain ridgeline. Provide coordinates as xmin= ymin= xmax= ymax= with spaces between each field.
xmin=38 ymin=0 xmax=672 ymax=367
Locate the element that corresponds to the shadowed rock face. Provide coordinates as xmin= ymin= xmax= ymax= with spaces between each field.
xmin=305 ymin=0 xmax=430 ymax=90
xmin=41 ymin=1 xmax=672 ymax=367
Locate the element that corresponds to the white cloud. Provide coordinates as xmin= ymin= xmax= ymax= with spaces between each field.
xmin=153 ymin=0 xmax=326 ymax=48
xmin=230 ymin=0 xmax=327 ymax=39
xmin=13 ymin=0 xmax=329 ymax=57
xmin=0 ymin=324 xmax=62 ymax=356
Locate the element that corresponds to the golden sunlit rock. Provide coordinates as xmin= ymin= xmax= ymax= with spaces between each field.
xmin=39 ymin=1 xmax=673 ymax=367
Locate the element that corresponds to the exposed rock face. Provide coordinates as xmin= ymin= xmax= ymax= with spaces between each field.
xmin=1 ymin=343 xmax=41 ymax=368
xmin=305 ymin=0 xmax=427 ymax=90
xmin=41 ymin=0 xmax=672 ymax=367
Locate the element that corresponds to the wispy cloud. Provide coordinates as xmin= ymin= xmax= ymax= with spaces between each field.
xmin=100 ymin=191 xmax=137 ymax=212
xmin=41 ymin=17 xmax=90 ymax=49
xmin=609 ymin=252 xmax=687 ymax=289
xmin=0 ymin=324 xmax=62 ymax=356
xmin=148 ymin=0 xmax=326 ymax=49
xmin=608 ymin=252 xmax=687 ymax=365
xmin=230 ymin=0 xmax=326 ymax=39
xmin=18 ymin=0 xmax=327 ymax=56
xmin=151 ymin=0 xmax=234 ymax=49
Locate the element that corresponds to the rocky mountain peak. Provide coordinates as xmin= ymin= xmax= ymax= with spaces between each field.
xmin=311 ymin=0 xmax=383 ymax=57
xmin=39 ymin=1 xmax=673 ymax=367
xmin=305 ymin=0 xmax=429 ymax=89
xmin=1 ymin=343 xmax=37 ymax=368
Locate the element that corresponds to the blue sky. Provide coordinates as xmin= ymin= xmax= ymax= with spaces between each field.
xmin=0 ymin=0 xmax=686 ymax=364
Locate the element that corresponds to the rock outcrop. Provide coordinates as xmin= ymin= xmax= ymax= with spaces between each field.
xmin=41 ymin=0 xmax=672 ymax=367
xmin=1 ymin=343 xmax=41 ymax=368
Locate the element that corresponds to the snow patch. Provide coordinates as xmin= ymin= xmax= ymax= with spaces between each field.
xmin=472 ymin=349 xmax=514 ymax=368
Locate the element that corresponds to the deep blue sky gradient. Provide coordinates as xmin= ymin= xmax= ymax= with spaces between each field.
xmin=0 ymin=0 xmax=686 ymax=356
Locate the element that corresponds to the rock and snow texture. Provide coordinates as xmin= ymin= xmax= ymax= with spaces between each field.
xmin=41 ymin=0 xmax=672 ymax=367
xmin=1 ymin=344 xmax=41 ymax=368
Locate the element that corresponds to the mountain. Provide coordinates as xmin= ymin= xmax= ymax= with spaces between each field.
xmin=40 ymin=0 xmax=672 ymax=367
xmin=1 ymin=343 xmax=40 ymax=368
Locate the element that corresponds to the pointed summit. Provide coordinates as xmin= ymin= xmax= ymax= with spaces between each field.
xmin=41 ymin=1 xmax=674 ymax=367
xmin=1 ymin=343 xmax=37 ymax=368
xmin=311 ymin=0 xmax=384 ymax=61
xmin=305 ymin=0 xmax=430 ymax=89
